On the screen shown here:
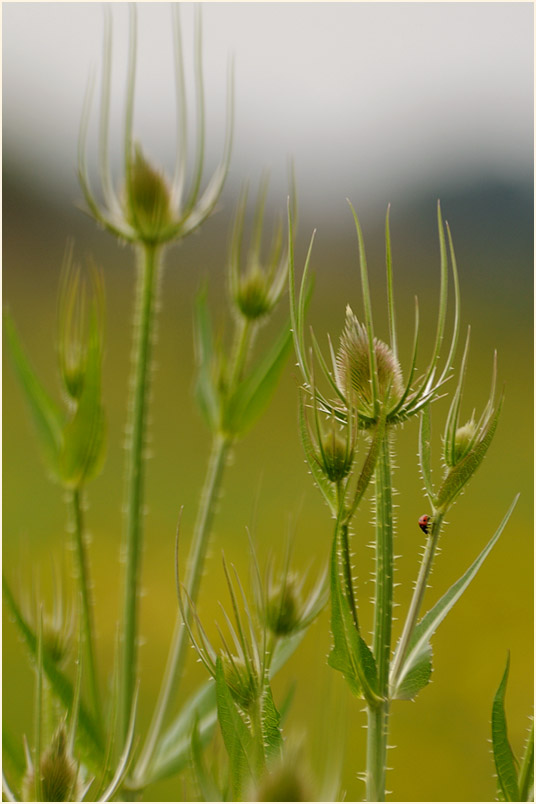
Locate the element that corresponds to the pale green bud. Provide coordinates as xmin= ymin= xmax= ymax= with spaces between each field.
xmin=125 ymin=146 xmax=173 ymax=243
xmin=450 ymin=417 xmax=478 ymax=466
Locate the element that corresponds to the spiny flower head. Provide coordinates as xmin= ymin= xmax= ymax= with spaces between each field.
xmin=335 ymin=305 xmax=404 ymax=415
xmin=289 ymin=200 xmax=461 ymax=430
xmin=229 ymin=177 xmax=290 ymax=322
xmin=78 ymin=5 xmax=233 ymax=247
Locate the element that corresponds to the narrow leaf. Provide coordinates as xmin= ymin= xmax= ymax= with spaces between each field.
xmin=215 ymin=658 xmax=255 ymax=799
xmin=224 ymin=321 xmax=292 ymax=436
xmin=297 ymin=393 xmax=337 ymax=511
xmin=4 ymin=311 xmax=63 ymax=477
xmin=2 ymin=575 xmax=103 ymax=763
xmin=518 ymin=721 xmax=534 ymax=802
xmin=492 ymin=654 xmax=520 ymax=802
xmin=436 ymin=398 xmax=502 ymax=509
xmin=328 ymin=533 xmax=380 ymax=705
xmin=260 ymin=682 xmax=283 ymax=762
xmin=392 ymin=648 xmax=432 ymax=701
xmin=419 ymin=404 xmax=435 ymax=503
xmin=190 ymin=716 xmax=222 ymax=802
xmin=394 ymin=495 xmax=519 ymax=695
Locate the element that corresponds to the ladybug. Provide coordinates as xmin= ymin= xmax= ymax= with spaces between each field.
xmin=418 ymin=514 xmax=432 ymax=535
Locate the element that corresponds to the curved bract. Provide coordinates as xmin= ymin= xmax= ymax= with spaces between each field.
xmin=78 ymin=6 xmax=234 ymax=247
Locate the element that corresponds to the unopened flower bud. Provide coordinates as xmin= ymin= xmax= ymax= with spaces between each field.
xmin=221 ymin=654 xmax=258 ymax=711
xmin=125 ymin=146 xmax=173 ymax=242
xmin=266 ymin=575 xmax=302 ymax=637
xmin=449 ymin=417 xmax=478 ymax=466
xmin=311 ymin=425 xmax=353 ymax=482
xmin=335 ymin=306 xmax=403 ymax=412
xmin=235 ymin=265 xmax=273 ymax=320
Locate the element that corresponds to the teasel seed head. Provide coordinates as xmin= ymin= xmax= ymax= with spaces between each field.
xmin=335 ymin=306 xmax=404 ymax=414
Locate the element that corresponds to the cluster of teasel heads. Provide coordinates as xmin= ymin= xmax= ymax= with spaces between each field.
xmin=4 ymin=3 xmax=527 ymax=803
xmin=290 ymin=201 xmax=502 ymax=522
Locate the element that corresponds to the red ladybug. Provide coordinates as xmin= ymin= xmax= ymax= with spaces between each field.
xmin=418 ymin=514 xmax=432 ymax=535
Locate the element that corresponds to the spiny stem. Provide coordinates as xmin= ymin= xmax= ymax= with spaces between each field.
xmin=118 ymin=241 xmax=160 ymax=748
xmin=366 ymin=701 xmax=389 ymax=803
xmin=372 ymin=434 xmax=393 ymax=695
xmin=134 ymin=311 xmax=255 ymax=784
xmin=67 ymin=487 xmax=101 ymax=731
xmin=133 ymin=432 xmax=230 ymax=782
xmin=390 ymin=511 xmax=444 ymax=690
xmin=366 ymin=433 xmax=394 ymax=802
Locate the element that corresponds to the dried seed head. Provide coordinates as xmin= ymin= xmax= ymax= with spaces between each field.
xmin=335 ymin=306 xmax=403 ymax=412
xmin=125 ymin=145 xmax=173 ymax=242
xmin=22 ymin=726 xmax=81 ymax=802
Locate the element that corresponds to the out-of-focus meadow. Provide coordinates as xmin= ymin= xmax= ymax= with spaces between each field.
xmin=3 ymin=4 xmax=533 ymax=802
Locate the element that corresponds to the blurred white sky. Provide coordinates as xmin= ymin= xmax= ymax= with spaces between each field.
xmin=3 ymin=2 xmax=533 ymax=214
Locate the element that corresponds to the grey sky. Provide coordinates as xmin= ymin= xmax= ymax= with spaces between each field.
xmin=3 ymin=2 xmax=533 ymax=212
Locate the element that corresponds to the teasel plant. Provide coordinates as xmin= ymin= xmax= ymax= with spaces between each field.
xmin=175 ymin=521 xmax=327 ymax=800
xmin=2 ymin=578 xmax=138 ymax=803
xmin=131 ymin=172 xmax=297 ymax=789
xmin=77 ymin=3 xmax=234 ymax=750
xmin=289 ymin=201 xmax=519 ymax=801
xmin=4 ymin=244 xmax=106 ymax=738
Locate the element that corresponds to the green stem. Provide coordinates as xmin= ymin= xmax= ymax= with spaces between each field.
xmin=133 ymin=313 xmax=256 ymax=784
xmin=366 ymin=701 xmax=389 ymax=802
xmin=228 ymin=316 xmax=253 ymax=390
xmin=133 ymin=432 xmax=230 ymax=784
xmin=118 ymin=242 xmax=160 ymax=747
xmin=67 ymin=487 xmax=101 ymax=730
xmin=367 ymin=433 xmax=393 ymax=802
xmin=389 ymin=511 xmax=445 ymax=690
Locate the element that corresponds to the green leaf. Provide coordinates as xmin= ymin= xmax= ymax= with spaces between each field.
xmin=59 ymin=318 xmax=106 ymax=487
xmin=193 ymin=287 xmax=219 ymax=431
xmin=2 ymin=575 xmax=103 ymax=764
xmin=223 ymin=321 xmax=292 ymax=436
xmin=348 ymin=408 xmax=386 ymax=518
xmin=393 ymin=495 xmax=519 ymax=698
xmin=150 ymin=627 xmax=307 ymax=786
xmin=4 ymin=310 xmax=64 ymax=479
xmin=328 ymin=532 xmax=380 ymax=705
xmin=147 ymin=680 xmax=217 ymax=784
xmin=419 ymin=404 xmax=435 ymax=503
xmin=260 ymin=682 xmax=283 ymax=762
xmin=436 ymin=399 xmax=502 ymax=510
xmin=190 ymin=715 xmax=223 ymax=802
xmin=215 ymin=658 xmax=255 ymax=799
xmin=518 ymin=722 xmax=534 ymax=802
xmin=492 ymin=654 xmax=520 ymax=802
xmin=392 ymin=646 xmax=432 ymax=701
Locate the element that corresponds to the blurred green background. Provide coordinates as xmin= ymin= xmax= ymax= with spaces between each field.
xmin=3 ymin=4 xmax=533 ymax=802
